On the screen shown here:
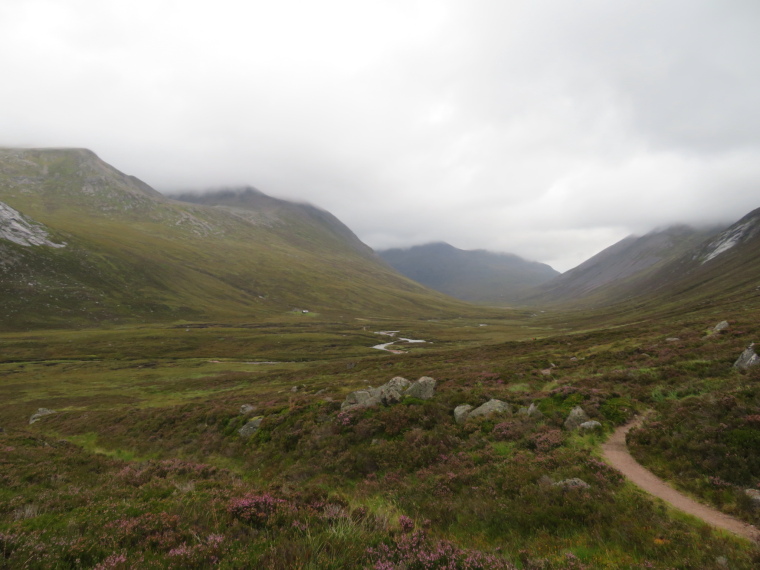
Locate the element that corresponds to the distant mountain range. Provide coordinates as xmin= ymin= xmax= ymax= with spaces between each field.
xmin=0 ymin=148 xmax=469 ymax=329
xmin=2 ymin=147 xmax=758 ymax=328
xmin=378 ymin=242 xmax=558 ymax=305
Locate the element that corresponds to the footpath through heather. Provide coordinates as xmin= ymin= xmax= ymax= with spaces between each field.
xmin=601 ymin=416 xmax=760 ymax=542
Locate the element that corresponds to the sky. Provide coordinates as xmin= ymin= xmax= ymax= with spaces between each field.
xmin=1 ymin=0 xmax=759 ymax=272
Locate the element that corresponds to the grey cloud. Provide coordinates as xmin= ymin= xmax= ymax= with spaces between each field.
xmin=1 ymin=0 xmax=759 ymax=273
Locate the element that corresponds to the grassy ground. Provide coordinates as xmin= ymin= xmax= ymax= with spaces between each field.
xmin=2 ymin=308 xmax=760 ymax=568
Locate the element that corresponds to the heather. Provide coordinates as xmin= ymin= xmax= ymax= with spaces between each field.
xmin=2 ymin=309 xmax=760 ymax=568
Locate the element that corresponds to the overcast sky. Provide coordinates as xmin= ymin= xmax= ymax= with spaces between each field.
xmin=2 ymin=0 xmax=759 ymax=271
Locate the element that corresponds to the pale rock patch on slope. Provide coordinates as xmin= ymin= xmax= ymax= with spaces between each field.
xmin=698 ymin=217 xmax=760 ymax=264
xmin=0 ymin=202 xmax=65 ymax=248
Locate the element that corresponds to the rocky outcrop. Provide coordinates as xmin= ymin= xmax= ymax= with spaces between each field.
xmin=239 ymin=404 xmax=256 ymax=415
xmin=29 ymin=408 xmax=56 ymax=425
xmin=239 ymin=417 xmax=263 ymax=438
xmin=563 ymin=406 xmax=590 ymax=430
xmin=0 ymin=202 xmax=66 ymax=248
xmin=340 ymin=376 xmax=436 ymax=411
xmin=733 ymin=344 xmax=760 ymax=370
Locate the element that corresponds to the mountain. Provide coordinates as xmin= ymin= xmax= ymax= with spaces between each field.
xmin=0 ymin=148 xmax=471 ymax=329
xmin=523 ymin=225 xmax=723 ymax=306
xmin=377 ymin=242 xmax=559 ymax=305
xmin=524 ymin=208 xmax=760 ymax=311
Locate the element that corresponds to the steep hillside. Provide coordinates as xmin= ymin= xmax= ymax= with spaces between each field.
xmin=378 ymin=242 xmax=559 ymax=305
xmin=523 ymin=225 xmax=722 ymax=307
xmin=647 ymin=207 xmax=760 ymax=308
xmin=0 ymin=148 xmax=473 ymax=329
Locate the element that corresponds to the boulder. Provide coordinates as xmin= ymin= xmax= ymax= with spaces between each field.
xmin=744 ymin=489 xmax=760 ymax=508
xmin=238 ymin=417 xmax=263 ymax=438
xmin=404 ymin=377 xmax=436 ymax=400
xmin=517 ymin=402 xmax=544 ymax=419
xmin=468 ymin=399 xmax=511 ymax=420
xmin=713 ymin=320 xmax=730 ymax=333
xmin=733 ymin=344 xmax=760 ymax=370
xmin=376 ymin=384 xmax=404 ymax=406
xmin=563 ymin=406 xmax=590 ymax=431
xmin=579 ymin=420 xmax=602 ymax=432
xmin=341 ymin=389 xmax=381 ymax=411
xmin=239 ymin=404 xmax=256 ymax=415
xmin=29 ymin=408 xmax=56 ymax=425
xmin=454 ymin=404 xmax=474 ymax=424
xmin=553 ymin=478 xmax=590 ymax=490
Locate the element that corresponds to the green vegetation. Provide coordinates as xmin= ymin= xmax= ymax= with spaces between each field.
xmin=2 ymin=307 xmax=760 ymax=568
xmin=2 ymin=149 xmax=760 ymax=567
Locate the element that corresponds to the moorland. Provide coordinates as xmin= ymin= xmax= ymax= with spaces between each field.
xmin=1 ymin=148 xmax=760 ymax=569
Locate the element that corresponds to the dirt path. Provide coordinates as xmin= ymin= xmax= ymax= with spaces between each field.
xmin=601 ymin=416 xmax=760 ymax=542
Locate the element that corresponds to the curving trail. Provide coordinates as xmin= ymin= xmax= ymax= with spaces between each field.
xmin=601 ymin=416 xmax=760 ymax=542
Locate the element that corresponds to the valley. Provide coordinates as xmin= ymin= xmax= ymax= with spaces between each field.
xmin=1 ymin=149 xmax=760 ymax=569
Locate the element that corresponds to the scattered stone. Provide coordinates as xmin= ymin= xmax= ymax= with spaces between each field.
xmin=517 ymin=402 xmax=544 ymax=419
xmin=29 ymin=408 xmax=56 ymax=425
xmin=666 ymin=337 xmax=680 ymax=342
xmin=733 ymin=344 xmax=760 ymax=370
xmin=553 ymin=478 xmax=590 ymax=490
xmin=238 ymin=417 xmax=263 ymax=438
xmin=239 ymin=404 xmax=256 ymax=415
xmin=713 ymin=320 xmax=730 ymax=333
xmin=744 ymin=489 xmax=760 ymax=508
xmin=579 ymin=420 xmax=602 ymax=432
xmin=454 ymin=404 xmax=474 ymax=424
xmin=563 ymin=406 xmax=590 ymax=431
xmin=468 ymin=399 xmax=511 ymax=420
xmin=341 ymin=389 xmax=381 ymax=411
xmin=404 ymin=376 xmax=436 ymax=400
xmin=540 ymin=368 xmax=552 ymax=376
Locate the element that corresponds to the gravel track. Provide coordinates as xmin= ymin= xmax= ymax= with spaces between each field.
xmin=601 ymin=416 xmax=760 ymax=542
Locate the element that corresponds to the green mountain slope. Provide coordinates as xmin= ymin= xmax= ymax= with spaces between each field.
xmin=378 ymin=242 xmax=559 ymax=305
xmin=0 ymin=148 xmax=472 ymax=329
xmin=522 ymin=225 xmax=723 ymax=307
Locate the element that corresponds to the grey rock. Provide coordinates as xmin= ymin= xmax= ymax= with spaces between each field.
xmin=239 ymin=404 xmax=256 ymax=415
xmin=666 ymin=337 xmax=680 ymax=342
xmin=517 ymin=402 xmax=544 ymax=419
xmin=733 ymin=344 xmax=760 ymax=370
xmin=341 ymin=389 xmax=382 ymax=411
xmin=238 ymin=417 xmax=263 ymax=438
xmin=563 ymin=406 xmax=590 ymax=431
xmin=454 ymin=404 xmax=474 ymax=424
xmin=376 ymin=385 xmax=404 ymax=406
xmin=744 ymin=489 xmax=760 ymax=507
xmin=387 ymin=376 xmax=411 ymax=391
xmin=29 ymin=408 xmax=56 ymax=425
xmin=468 ymin=399 xmax=511 ymax=420
xmin=579 ymin=420 xmax=602 ymax=432
xmin=404 ymin=376 xmax=436 ymax=400
xmin=553 ymin=478 xmax=590 ymax=490
xmin=713 ymin=320 xmax=730 ymax=333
